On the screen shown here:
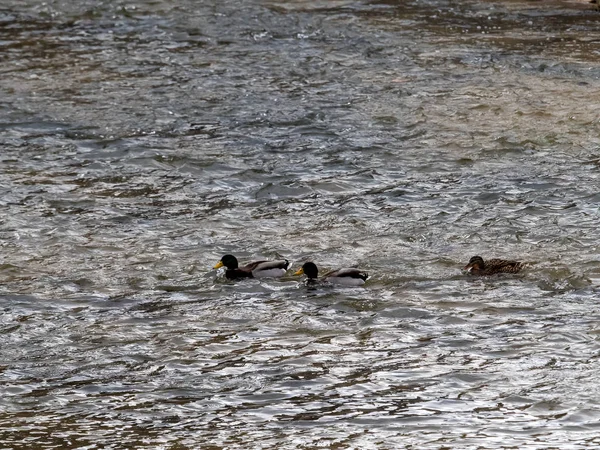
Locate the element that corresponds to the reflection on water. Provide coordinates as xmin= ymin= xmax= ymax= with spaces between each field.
xmin=1 ymin=0 xmax=600 ymax=447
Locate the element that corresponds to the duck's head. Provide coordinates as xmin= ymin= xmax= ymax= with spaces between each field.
xmin=294 ymin=262 xmax=319 ymax=279
xmin=464 ymin=255 xmax=484 ymax=272
xmin=213 ymin=254 xmax=239 ymax=270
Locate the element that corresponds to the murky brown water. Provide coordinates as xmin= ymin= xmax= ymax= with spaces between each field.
xmin=2 ymin=0 xmax=600 ymax=448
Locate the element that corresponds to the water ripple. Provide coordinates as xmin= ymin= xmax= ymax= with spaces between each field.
xmin=2 ymin=0 xmax=600 ymax=448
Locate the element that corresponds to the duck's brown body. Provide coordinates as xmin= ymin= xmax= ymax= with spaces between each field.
xmin=464 ymin=256 xmax=523 ymax=276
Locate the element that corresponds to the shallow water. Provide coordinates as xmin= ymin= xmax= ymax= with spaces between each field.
xmin=1 ymin=0 xmax=600 ymax=448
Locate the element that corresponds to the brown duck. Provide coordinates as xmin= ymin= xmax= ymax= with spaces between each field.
xmin=464 ymin=255 xmax=523 ymax=276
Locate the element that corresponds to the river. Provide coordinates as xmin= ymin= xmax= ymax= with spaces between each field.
xmin=1 ymin=0 xmax=600 ymax=448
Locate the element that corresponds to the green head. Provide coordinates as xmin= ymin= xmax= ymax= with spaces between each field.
xmin=294 ymin=262 xmax=319 ymax=279
xmin=213 ymin=254 xmax=239 ymax=270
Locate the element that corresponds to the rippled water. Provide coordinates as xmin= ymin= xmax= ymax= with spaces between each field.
xmin=2 ymin=0 xmax=600 ymax=447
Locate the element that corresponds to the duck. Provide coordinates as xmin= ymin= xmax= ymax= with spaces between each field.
xmin=293 ymin=261 xmax=369 ymax=286
xmin=213 ymin=254 xmax=290 ymax=280
xmin=464 ymin=255 xmax=523 ymax=276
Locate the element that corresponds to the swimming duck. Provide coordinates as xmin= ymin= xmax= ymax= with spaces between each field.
xmin=213 ymin=254 xmax=290 ymax=279
xmin=464 ymin=255 xmax=523 ymax=276
xmin=293 ymin=261 xmax=369 ymax=286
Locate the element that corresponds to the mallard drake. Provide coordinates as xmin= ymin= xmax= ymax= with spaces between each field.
xmin=213 ymin=254 xmax=290 ymax=280
xmin=293 ymin=261 xmax=369 ymax=286
xmin=464 ymin=255 xmax=523 ymax=276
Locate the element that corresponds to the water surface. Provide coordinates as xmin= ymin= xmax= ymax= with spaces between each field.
xmin=2 ymin=0 xmax=600 ymax=447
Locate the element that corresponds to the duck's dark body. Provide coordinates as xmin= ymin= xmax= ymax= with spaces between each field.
xmin=214 ymin=255 xmax=289 ymax=279
xmin=294 ymin=262 xmax=368 ymax=286
xmin=464 ymin=255 xmax=523 ymax=276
